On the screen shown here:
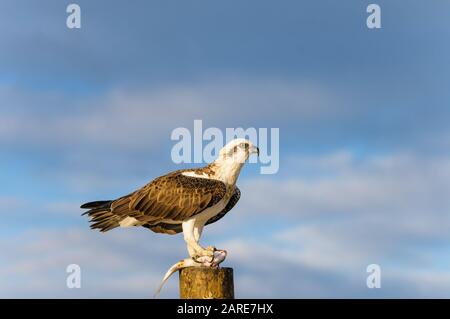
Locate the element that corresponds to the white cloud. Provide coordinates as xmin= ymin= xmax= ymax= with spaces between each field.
xmin=0 ymin=78 xmax=341 ymax=150
xmin=0 ymin=77 xmax=345 ymax=194
xmin=209 ymin=152 xmax=450 ymax=297
xmin=2 ymin=149 xmax=450 ymax=298
xmin=239 ymin=152 xmax=450 ymax=220
xmin=0 ymin=196 xmax=25 ymax=209
xmin=0 ymin=228 xmax=185 ymax=298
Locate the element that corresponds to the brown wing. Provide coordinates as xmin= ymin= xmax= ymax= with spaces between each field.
xmin=109 ymin=170 xmax=227 ymax=227
xmin=145 ymin=186 xmax=241 ymax=234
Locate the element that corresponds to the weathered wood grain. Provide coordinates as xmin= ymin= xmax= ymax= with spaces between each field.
xmin=179 ymin=267 xmax=234 ymax=299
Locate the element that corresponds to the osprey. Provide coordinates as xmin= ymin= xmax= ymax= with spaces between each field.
xmin=81 ymin=139 xmax=259 ymax=266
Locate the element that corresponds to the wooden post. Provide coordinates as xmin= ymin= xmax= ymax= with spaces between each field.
xmin=179 ymin=267 xmax=234 ymax=299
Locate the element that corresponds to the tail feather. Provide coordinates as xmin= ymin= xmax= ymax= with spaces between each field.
xmin=80 ymin=200 xmax=121 ymax=232
xmin=80 ymin=200 xmax=112 ymax=210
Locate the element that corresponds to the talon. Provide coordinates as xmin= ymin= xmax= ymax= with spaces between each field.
xmin=203 ymin=248 xmax=215 ymax=258
xmin=192 ymin=255 xmax=202 ymax=264
xmin=193 ymin=251 xmax=212 ymax=263
xmin=205 ymin=246 xmax=217 ymax=262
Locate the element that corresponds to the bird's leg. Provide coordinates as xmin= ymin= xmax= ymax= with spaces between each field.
xmin=194 ymin=224 xmax=216 ymax=253
xmin=156 ymin=220 xmax=228 ymax=297
xmin=182 ymin=219 xmax=214 ymax=261
xmin=193 ymin=222 xmax=227 ymax=267
xmin=193 ymin=224 xmax=203 ymax=242
xmin=194 ymin=223 xmax=223 ymax=256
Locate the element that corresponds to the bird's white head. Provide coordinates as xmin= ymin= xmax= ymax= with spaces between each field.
xmin=212 ymin=138 xmax=259 ymax=184
xmin=218 ymin=138 xmax=259 ymax=163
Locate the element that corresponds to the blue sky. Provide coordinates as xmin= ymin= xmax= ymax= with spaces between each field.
xmin=1 ymin=0 xmax=450 ymax=298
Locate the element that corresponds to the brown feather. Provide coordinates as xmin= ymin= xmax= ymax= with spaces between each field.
xmin=81 ymin=168 xmax=240 ymax=235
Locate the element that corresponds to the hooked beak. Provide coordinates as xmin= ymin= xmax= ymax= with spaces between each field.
xmin=250 ymin=145 xmax=260 ymax=156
